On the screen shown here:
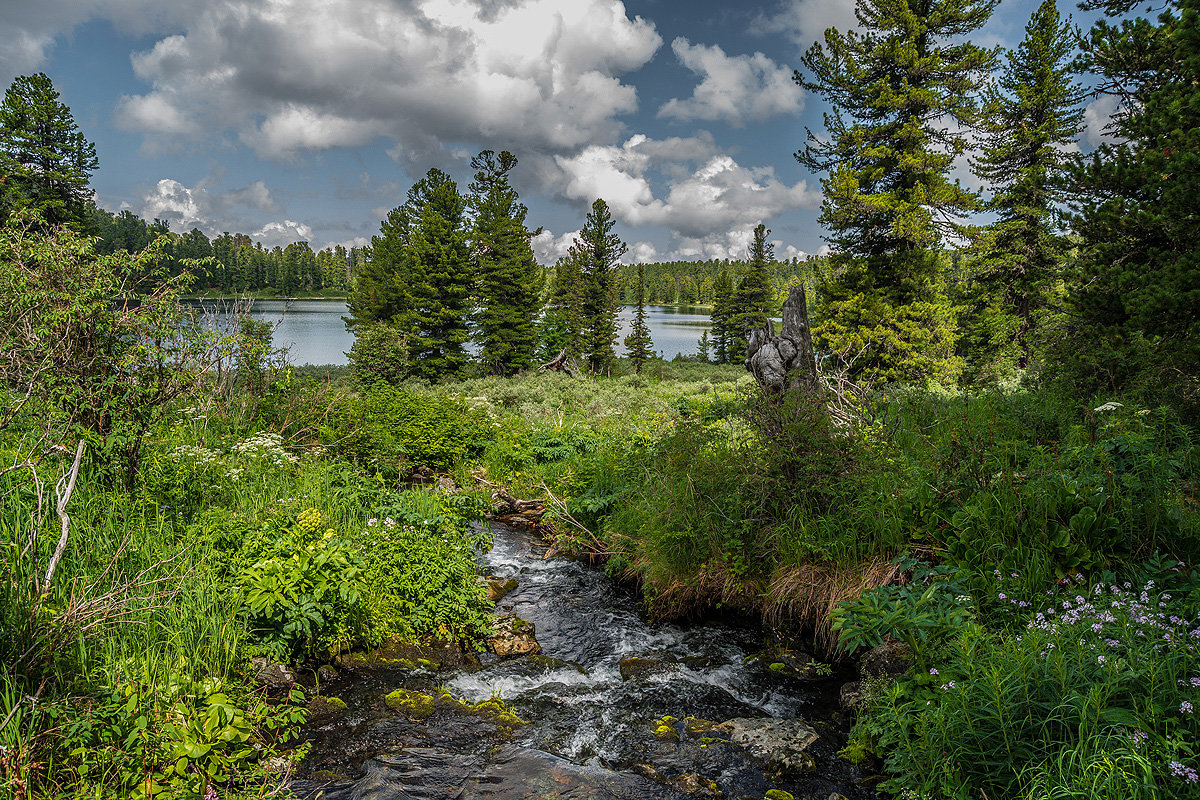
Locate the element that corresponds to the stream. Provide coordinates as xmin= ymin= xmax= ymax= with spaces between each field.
xmin=290 ymin=525 xmax=880 ymax=800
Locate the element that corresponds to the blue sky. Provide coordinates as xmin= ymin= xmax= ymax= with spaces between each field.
xmin=1 ymin=0 xmax=1107 ymax=263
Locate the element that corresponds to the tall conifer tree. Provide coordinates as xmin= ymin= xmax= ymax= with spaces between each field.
xmin=710 ymin=267 xmax=736 ymax=364
xmin=0 ymin=73 xmax=98 ymax=229
xmin=538 ymin=251 xmax=586 ymax=361
xmin=405 ymin=169 xmax=472 ymax=381
xmin=731 ymin=224 xmax=776 ymax=358
xmin=796 ymin=0 xmax=996 ymax=383
xmin=469 ymin=150 xmax=543 ymax=376
xmin=968 ymin=0 xmax=1083 ymax=379
xmin=624 ymin=262 xmax=654 ymax=372
xmin=575 ymin=199 xmax=627 ymax=374
xmin=1065 ymin=0 xmax=1200 ymax=412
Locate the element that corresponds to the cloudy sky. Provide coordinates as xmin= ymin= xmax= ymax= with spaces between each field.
xmin=2 ymin=0 xmax=1096 ymax=263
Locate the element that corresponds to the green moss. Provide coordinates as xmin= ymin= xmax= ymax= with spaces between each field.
xmin=415 ymin=658 xmax=440 ymax=671
xmin=764 ymin=791 xmax=795 ymax=800
xmin=653 ymin=715 xmax=680 ymax=742
xmin=384 ymin=688 xmax=435 ymax=719
xmin=469 ymin=697 xmax=528 ymax=731
xmin=768 ymin=662 xmax=786 ymax=671
xmin=684 ymin=716 xmax=717 ymax=738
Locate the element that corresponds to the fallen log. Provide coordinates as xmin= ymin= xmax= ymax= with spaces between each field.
xmin=539 ymin=349 xmax=578 ymax=377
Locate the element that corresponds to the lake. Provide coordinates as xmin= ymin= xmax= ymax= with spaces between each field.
xmin=208 ymin=299 xmax=714 ymax=366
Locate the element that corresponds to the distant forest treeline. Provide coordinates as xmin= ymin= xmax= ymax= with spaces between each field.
xmin=89 ymin=205 xmax=821 ymax=306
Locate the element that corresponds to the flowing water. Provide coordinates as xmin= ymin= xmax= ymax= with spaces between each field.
xmin=291 ymin=525 xmax=879 ymax=799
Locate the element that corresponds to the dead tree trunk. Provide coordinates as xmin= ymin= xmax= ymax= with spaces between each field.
xmin=745 ymin=285 xmax=818 ymax=395
xmin=539 ymin=349 xmax=578 ymax=377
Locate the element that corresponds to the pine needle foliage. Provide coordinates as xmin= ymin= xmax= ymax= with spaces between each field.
xmin=796 ymin=0 xmax=997 ymax=384
xmin=469 ymin=150 xmax=543 ymax=376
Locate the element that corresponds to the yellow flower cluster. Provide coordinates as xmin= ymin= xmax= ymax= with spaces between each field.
xmin=297 ymin=507 xmax=324 ymax=533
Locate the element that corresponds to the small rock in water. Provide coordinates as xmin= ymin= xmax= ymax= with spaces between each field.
xmin=305 ymin=695 xmax=348 ymax=723
xmin=670 ymin=772 xmax=722 ymax=796
xmin=839 ymin=681 xmax=864 ymax=713
xmin=618 ymin=654 xmax=678 ymax=681
xmin=486 ymin=576 xmax=519 ymax=602
xmin=714 ymin=718 xmax=819 ymax=775
xmin=316 ymin=664 xmax=339 ymax=683
xmin=652 ymin=716 xmax=680 ymax=742
xmin=487 ymin=614 xmax=542 ymax=658
xmin=384 ymin=688 xmax=435 ymax=720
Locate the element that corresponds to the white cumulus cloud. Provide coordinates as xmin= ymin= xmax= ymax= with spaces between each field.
xmin=114 ymin=0 xmax=662 ymax=162
xmin=658 ymin=38 xmax=804 ymax=126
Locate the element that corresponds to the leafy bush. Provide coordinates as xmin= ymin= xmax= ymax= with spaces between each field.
xmin=328 ymin=385 xmax=487 ymax=478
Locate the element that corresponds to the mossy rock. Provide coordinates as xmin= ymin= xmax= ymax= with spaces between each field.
xmin=468 ymin=697 xmax=528 ymax=731
xmin=670 ymin=772 xmax=721 ymax=796
xmin=434 ymin=689 xmax=469 ymax=710
xmin=653 ymin=716 xmax=680 ymax=742
xmin=486 ymin=577 xmax=518 ymax=602
xmin=764 ymin=791 xmax=794 ymax=800
xmin=684 ymin=716 xmax=718 ymax=738
xmin=384 ymin=688 xmax=435 ymax=720
xmin=306 ymin=695 xmax=348 ymax=722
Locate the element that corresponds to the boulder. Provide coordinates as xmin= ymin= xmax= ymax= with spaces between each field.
xmin=839 ymin=681 xmax=865 ymax=713
xmin=250 ymin=657 xmax=295 ymax=690
xmin=486 ymin=576 xmax=519 ymax=603
xmin=487 ymin=614 xmax=542 ymax=658
xmin=384 ymin=688 xmax=435 ymax=720
xmin=714 ymin=717 xmax=819 ymax=775
xmin=858 ymin=640 xmax=911 ymax=680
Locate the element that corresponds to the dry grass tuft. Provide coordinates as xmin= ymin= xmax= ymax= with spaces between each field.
xmin=764 ymin=556 xmax=904 ymax=655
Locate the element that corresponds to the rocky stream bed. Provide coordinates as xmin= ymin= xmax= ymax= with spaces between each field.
xmin=286 ymin=524 xmax=884 ymax=800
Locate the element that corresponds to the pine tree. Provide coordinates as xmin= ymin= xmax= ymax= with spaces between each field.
xmin=575 ymin=199 xmax=627 ymax=374
xmin=710 ymin=267 xmax=736 ymax=363
xmin=538 ymin=251 xmax=586 ymax=362
xmin=469 ymin=150 xmax=543 ymax=376
xmin=1063 ymin=0 xmax=1200 ymax=413
xmin=697 ymin=330 xmax=711 ymax=363
xmin=967 ymin=0 xmax=1084 ymax=380
xmin=796 ymin=0 xmax=995 ymax=383
xmin=624 ymin=262 xmax=654 ymax=372
xmin=0 ymin=73 xmax=98 ymax=229
xmin=406 ymin=169 xmax=472 ymax=381
xmin=731 ymin=223 xmax=776 ymax=357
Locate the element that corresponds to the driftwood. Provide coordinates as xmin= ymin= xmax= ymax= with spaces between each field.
xmin=746 ymin=285 xmax=819 ymax=395
xmin=539 ymin=349 xmax=578 ymax=377
xmin=491 ymin=489 xmax=546 ymax=532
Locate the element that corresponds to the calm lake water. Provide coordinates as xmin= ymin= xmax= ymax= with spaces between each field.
xmin=203 ymin=299 xmax=713 ymax=366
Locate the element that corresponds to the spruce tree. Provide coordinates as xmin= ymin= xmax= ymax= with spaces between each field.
xmin=710 ymin=267 xmax=736 ymax=363
xmin=575 ymin=199 xmax=627 ymax=374
xmin=406 ymin=169 xmax=472 ymax=381
xmin=538 ymin=251 xmax=586 ymax=362
xmin=697 ymin=330 xmax=712 ymax=363
xmin=1065 ymin=0 xmax=1200 ymax=412
xmin=624 ymin=262 xmax=654 ymax=372
xmin=0 ymin=73 xmax=98 ymax=229
xmin=796 ymin=0 xmax=996 ymax=383
xmin=968 ymin=0 xmax=1084 ymax=379
xmin=731 ymin=223 xmax=776 ymax=357
xmin=469 ymin=150 xmax=543 ymax=376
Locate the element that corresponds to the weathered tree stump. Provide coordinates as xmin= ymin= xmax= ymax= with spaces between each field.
xmin=539 ymin=349 xmax=578 ymax=377
xmin=745 ymin=285 xmax=818 ymax=394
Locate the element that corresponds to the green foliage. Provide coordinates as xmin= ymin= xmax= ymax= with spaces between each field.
xmin=0 ymin=214 xmax=233 ymax=487
xmin=796 ymin=0 xmax=995 ymax=384
xmin=43 ymin=675 xmax=306 ymax=799
xmin=1063 ymin=0 xmax=1200 ymax=421
xmin=832 ymin=558 xmax=977 ymax=667
xmin=469 ymin=150 xmax=543 ymax=376
xmin=329 ymin=385 xmax=487 ymax=478
xmin=238 ymin=520 xmax=367 ymax=660
xmin=730 ymin=224 xmax=776 ymax=348
xmin=0 ymin=73 xmax=98 ymax=229
xmin=346 ymin=320 xmax=410 ymax=387
xmin=857 ymin=568 xmax=1200 ymax=799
